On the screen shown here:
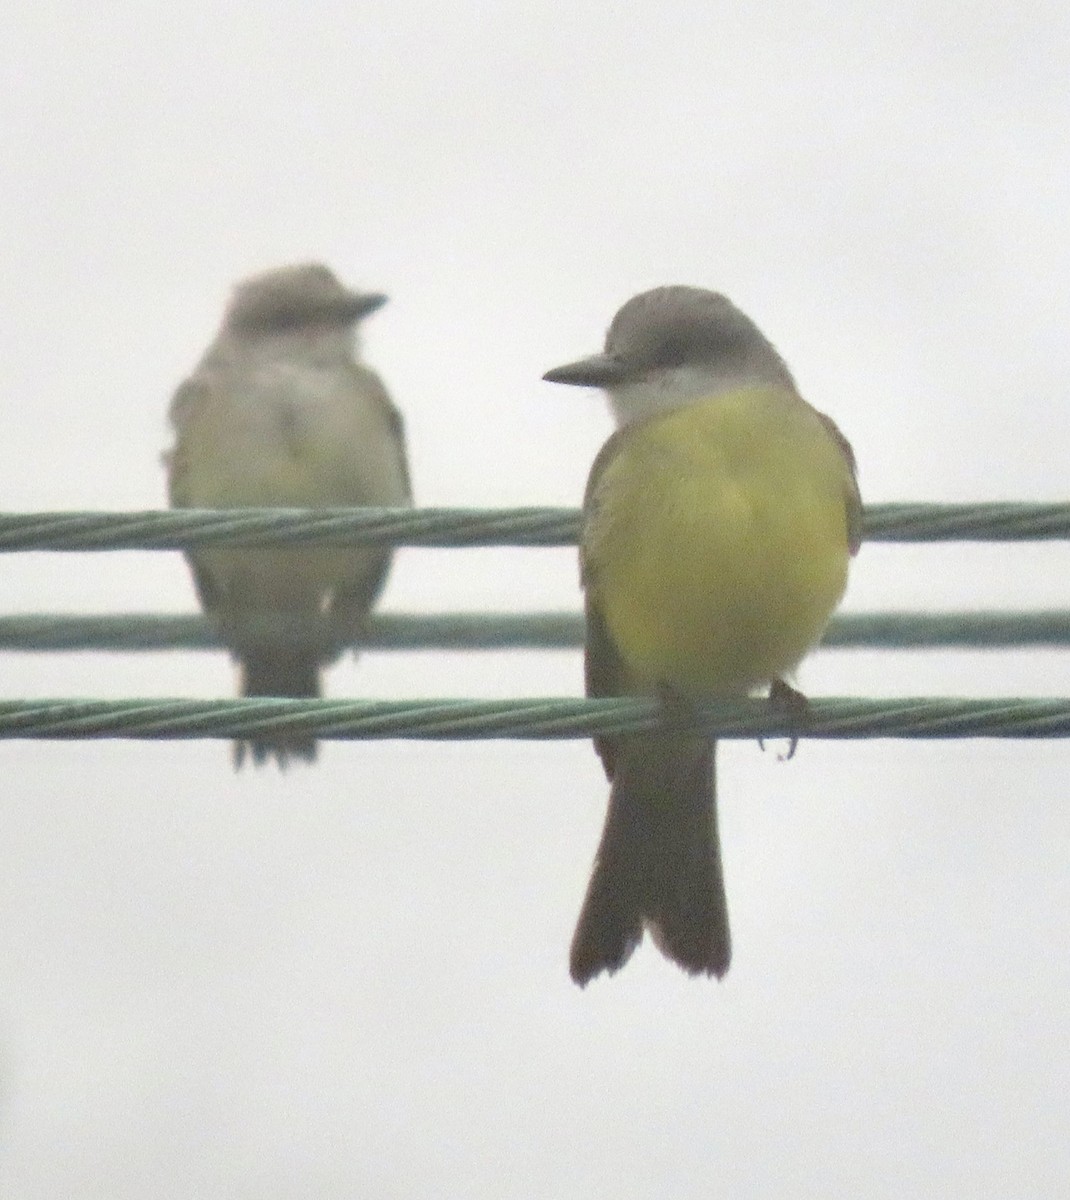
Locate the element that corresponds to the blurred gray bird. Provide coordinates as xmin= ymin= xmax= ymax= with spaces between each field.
xmin=165 ymin=263 xmax=412 ymax=768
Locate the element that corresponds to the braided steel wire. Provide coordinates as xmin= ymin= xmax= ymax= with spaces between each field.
xmin=2 ymin=696 xmax=1068 ymax=741
xmin=1 ymin=610 xmax=1070 ymax=652
xmin=2 ymin=502 xmax=1069 ymax=551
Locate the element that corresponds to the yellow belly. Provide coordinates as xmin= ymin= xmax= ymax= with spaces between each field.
xmin=586 ymin=387 xmax=854 ymax=696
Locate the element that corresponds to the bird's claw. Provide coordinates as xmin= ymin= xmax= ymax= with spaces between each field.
xmin=761 ymin=679 xmax=811 ymax=761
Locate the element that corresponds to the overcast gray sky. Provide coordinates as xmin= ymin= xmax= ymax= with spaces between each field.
xmin=2 ymin=2 xmax=1069 ymax=1196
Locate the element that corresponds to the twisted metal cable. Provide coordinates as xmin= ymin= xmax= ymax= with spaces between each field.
xmin=0 ymin=507 xmax=577 ymax=550
xmin=1 ymin=696 xmax=1068 ymax=741
xmin=2 ymin=502 xmax=1069 ymax=551
xmin=862 ymin=502 xmax=1070 ymax=542
xmin=2 ymin=610 xmax=1070 ymax=653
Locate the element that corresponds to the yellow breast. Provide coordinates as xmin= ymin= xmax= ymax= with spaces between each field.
xmin=584 ymin=387 xmax=855 ymax=696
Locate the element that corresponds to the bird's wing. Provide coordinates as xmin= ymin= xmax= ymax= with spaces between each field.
xmin=580 ymin=427 xmax=640 ymax=780
xmin=340 ymin=363 xmax=414 ymax=504
xmin=163 ymin=375 xmax=229 ymax=612
xmin=164 ymin=376 xmax=214 ymax=508
xmin=812 ymin=406 xmax=863 ymax=556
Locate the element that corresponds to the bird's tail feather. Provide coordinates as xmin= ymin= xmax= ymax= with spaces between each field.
xmin=570 ymin=734 xmax=730 ymax=985
xmin=234 ymin=647 xmax=321 ymax=769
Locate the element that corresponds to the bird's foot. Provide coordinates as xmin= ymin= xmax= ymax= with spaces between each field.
xmin=760 ymin=679 xmax=811 ymax=761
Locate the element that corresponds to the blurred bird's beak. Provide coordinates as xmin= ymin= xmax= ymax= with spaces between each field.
xmin=345 ymin=292 xmax=389 ymax=320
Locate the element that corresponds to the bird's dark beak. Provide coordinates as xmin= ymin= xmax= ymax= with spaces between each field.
xmin=542 ymin=353 xmax=626 ymax=388
xmin=344 ymin=292 xmax=389 ymax=320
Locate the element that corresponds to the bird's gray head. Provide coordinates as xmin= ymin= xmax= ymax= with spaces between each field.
xmin=224 ymin=263 xmax=388 ymax=337
xmin=543 ymin=286 xmax=796 ymax=425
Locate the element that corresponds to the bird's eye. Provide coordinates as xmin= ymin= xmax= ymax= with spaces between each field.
xmin=655 ymin=333 xmax=695 ymax=367
xmin=649 ymin=323 xmax=745 ymax=370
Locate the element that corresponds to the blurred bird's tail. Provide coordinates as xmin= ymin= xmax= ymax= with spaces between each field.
xmin=569 ymin=734 xmax=730 ymax=985
xmin=234 ymin=647 xmax=321 ymax=769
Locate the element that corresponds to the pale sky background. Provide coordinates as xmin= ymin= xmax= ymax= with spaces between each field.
xmin=2 ymin=2 xmax=1069 ymax=1197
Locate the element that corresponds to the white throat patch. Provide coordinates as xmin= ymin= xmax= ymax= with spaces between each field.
xmin=607 ymin=365 xmax=768 ymax=428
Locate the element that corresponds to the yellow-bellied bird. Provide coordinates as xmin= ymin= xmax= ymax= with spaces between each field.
xmin=165 ymin=263 xmax=412 ymax=768
xmin=544 ymin=286 xmax=860 ymax=984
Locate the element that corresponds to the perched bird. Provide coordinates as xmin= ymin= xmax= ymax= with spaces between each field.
xmin=544 ymin=286 xmax=861 ymax=985
xmin=165 ymin=263 xmax=412 ymax=767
